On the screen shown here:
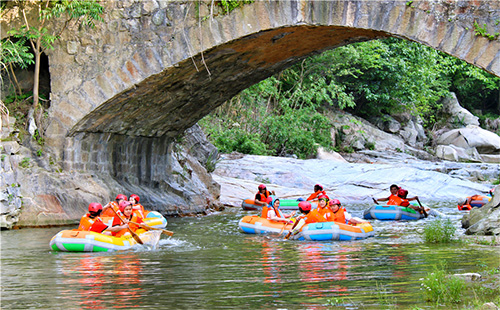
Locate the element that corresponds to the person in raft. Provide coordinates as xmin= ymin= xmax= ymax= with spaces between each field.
xmin=255 ymin=184 xmax=275 ymax=206
xmin=113 ymin=201 xmax=147 ymax=238
xmin=397 ymin=188 xmax=424 ymax=211
xmin=129 ymin=194 xmax=146 ymax=219
xmin=316 ymin=195 xmax=330 ymax=217
xmin=307 ymin=184 xmax=327 ymax=202
xmin=286 ymin=201 xmax=326 ymax=238
xmin=102 ymin=194 xmax=128 ymax=217
xmin=267 ymin=197 xmax=296 ymax=223
xmin=326 ymin=199 xmax=363 ymax=224
xmin=78 ymin=203 xmax=128 ymax=235
xmin=373 ymin=184 xmax=402 ymax=205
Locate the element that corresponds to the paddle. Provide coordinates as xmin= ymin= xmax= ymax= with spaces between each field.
xmin=111 ymin=207 xmax=144 ymax=244
xmin=372 ymin=197 xmax=378 ymax=204
xmin=416 ymin=197 xmax=428 ymax=218
xmin=129 ymin=221 xmax=174 ymax=236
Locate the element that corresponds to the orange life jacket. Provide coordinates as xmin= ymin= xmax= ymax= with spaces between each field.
xmin=78 ymin=214 xmax=109 ymax=233
xmin=255 ymin=190 xmax=271 ymax=203
xmin=307 ymin=190 xmax=326 ymax=201
xmin=261 ymin=206 xmax=269 ymax=218
xmin=114 ymin=213 xmax=144 ymax=238
xmin=387 ymin=195 xmax=403 ymax=206
xmin=131 ymin=203 xmax=146 ymax=218
xmin=102 ymin=201 xmax=120 ymax=217
xmin=304 ymin=209 xmax=326 ymax=224
xmin=329 ymin=206 xmax=347 ymax=224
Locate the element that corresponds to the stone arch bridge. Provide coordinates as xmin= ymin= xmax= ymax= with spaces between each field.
xmin=5 ymin=0 xmax=500 ymax=216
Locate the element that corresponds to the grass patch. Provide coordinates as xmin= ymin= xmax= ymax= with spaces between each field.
xmin=421 ymin=264 xmax=466 ymax=304
xmin=423 ymin=218 xmax=456 ymax=243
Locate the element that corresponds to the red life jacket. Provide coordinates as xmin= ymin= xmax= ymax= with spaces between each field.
xmin=307 ymin=190 xmax=326 ymax=201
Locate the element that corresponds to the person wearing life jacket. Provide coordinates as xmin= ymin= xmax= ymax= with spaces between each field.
xmin=374 ymin=184 xmax=403 ymax=206
xmin=286 ymin=201 xmax=326 ymax=238
xmin=307 ymin=184 xmax=327 ymax=202
xmin=113 ymin=201 xmax=147 ymax=238
xmin=78 ymin=203 xmax=126 ymax=235
xmin=267 ymin=197 xmax=296 ymax=223
xmin=316 ymin=195 xmax=331 ymax=218
xmin=102 ymin=194 xmax=127 ymax=217
xmin=129 ymin=194 xmax=146 ymax=219
xmin=327 ymin=199 xmax=363 ymax=224
xmin=255 ymin=184 xmax=274 ymax=207
xmin=458 ymin=194 xmax=491 ymax=210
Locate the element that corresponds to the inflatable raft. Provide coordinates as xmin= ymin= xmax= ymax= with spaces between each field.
xmin=363 ymin=204 xmax=424 ymax=221
xmin=241 ymin=198 xmax=311 ymax=211
xmin=238 ymin=215 xmax=374 ymax=241
xmin=458 ymin=195 xmax=491 ymax=211
xmin=50 ymin=229 xmax=162 ymax=252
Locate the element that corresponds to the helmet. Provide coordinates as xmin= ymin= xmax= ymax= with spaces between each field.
xmin=119 ymin=201 xmax=131 ymax=213
xmin=298 ymin=201 xmax=311 ymax=212
xmin=329 ymin=199 xmax=341 ymax=206
xmin=88 ymin=203 xmax=103 ymax=213
xmin=397 ymin=189 xmax=408 ymax=198
xmin=318 ymin=195 xmax=329 ymax=201
xmin=130 ymin=194 xmax=140 ymax=203
xmin=116 ymin=194 xmax=127 ymax=201
xmin=314 ymin=184 xmax=323 ymax=191
xmin=258 ymin=184 xmax=266 ymax=190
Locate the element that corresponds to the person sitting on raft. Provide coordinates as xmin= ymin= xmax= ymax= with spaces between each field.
xmin=255 ymin=184 xmax=275 ymax=207
xmin=397 ymin=188 xmax=426 ymax=212
xmin=307 ymin=184 xmax=327 ymax=202
xmin=113 ymin=201 xmax=148 ymax=238
xmin=267 ymin=197 xmax=296 ymax=223
xmin=326 ymin=199 xmax=363 ymax=224
xmin=286 ymin=201 xmax=326 ymax=238
xmin=316 ymin=195 xmax=330 ymax=217
xmin=129 ymin=194 xmax=146 ymax=218
xmin=78 ymin=203 xmax=128 ymax=235
xmin=102 ymin=194 xmax=127 ymax=217
xmin=374 ymin=184 xmax=402 ymax=205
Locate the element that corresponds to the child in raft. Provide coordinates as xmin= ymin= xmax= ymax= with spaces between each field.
xmin=255 ymin=184 xmax=275 ymax=207
xmin=316 ymin=195 xmax=330 ymax=217
xmin=102 ymin=194 xmax=128 ymax=217
xmin=373 ymin=184 xmax=402 ymax=205
xmin=286 ymin=201 xmax=325 ymax=238
xmin=129 ymin=194 xmax=147 ymax=218
xmin=267 ymin=197 xmax=296 ymax=223
xmin=112 ymin=201 xmax=148 ymax=238
xmin=78 ymin=203 xmax=128 ymax=235
xmin=306 ymin=184 xmax=327 ymax=202
xmin=326 ymin=199 xmax=363 ymax=224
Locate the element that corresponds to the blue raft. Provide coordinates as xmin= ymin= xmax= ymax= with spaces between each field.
xmin=363 ymin=205 xmax=424 ymax=221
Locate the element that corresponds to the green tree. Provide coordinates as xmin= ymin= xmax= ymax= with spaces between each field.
xmin=6 ymin=0 xmax=104 ymax=136
xmin=0 ymin=37 xmax=34 ymax=96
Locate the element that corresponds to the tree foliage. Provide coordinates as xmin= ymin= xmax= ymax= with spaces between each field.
xmin=200 ymin=37 xmax=500 ymax=157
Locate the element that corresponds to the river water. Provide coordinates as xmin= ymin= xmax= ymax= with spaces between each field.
xmin=1 ymin=204 xmax=499 ymax=309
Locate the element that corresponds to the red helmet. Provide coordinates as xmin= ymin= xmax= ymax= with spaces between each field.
xmin=398 ymin=189 xmax=408 ymax=198
xmin=266 ymin=196 xmax=273 ymax=204
xmin=130 ymin=194 xmax=140 ymax=203
xmin=119 ymin=201 xmax=131 ymax=213
xmin=318 ymin=195 xmax=329 ymax=201
xmin=329 ymin=199 xmax=341 ymax=206
xmin=88 ymin=203 xmax=103 ymax=213
xmin=258 ymin=184 xmax=266 ymax=190
xmin=298 ymin=201 xmax=311 ymax=212
xmin=116 ymin=194 xmax=127 ymax=201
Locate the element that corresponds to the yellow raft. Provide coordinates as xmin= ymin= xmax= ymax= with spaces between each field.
xmin=50 ymin=229 xmax=162 ymax=252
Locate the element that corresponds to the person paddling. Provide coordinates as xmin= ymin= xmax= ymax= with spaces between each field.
xmin=285 ymin=201 xmax=325 ymax=239
xmin=78 ymin=203 xmax=127 ymax=235
xmin=373 ymin=184 xmax=402 ymax=205
xmin=102 ymin=194 xmax=127 ymax=217
xmin=113 ymin=201 xmax=147 ymax=238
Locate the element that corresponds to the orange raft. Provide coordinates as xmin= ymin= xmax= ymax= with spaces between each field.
xmin=238 ymin=215 xmax=374 ymax=241
xmin=458 ymin=195 xmax=491 ymax=211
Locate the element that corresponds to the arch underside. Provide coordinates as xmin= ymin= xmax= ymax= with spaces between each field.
xmin=70 ymin=25 xmax=391 ymax=138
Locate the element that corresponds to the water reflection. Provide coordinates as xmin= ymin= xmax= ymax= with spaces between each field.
xmin=56 ymin=253 xmax=144 ymax=309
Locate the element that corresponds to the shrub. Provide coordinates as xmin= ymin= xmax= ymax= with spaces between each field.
xmin=421 ymin=264 xmax=466 ymax=304
xmin=423 ymin=218 xmax=456 ymax=243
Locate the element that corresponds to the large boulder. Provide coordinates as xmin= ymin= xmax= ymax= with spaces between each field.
xmin=436 ymin=125 xmax=500 ymax=154
xmin=435 ymin=144 xmax=482 ymax=162
xmin=462 ymin=186 xmax=500 ymax=235
xmin=441 ymin=92 xmax=479 ymax=127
